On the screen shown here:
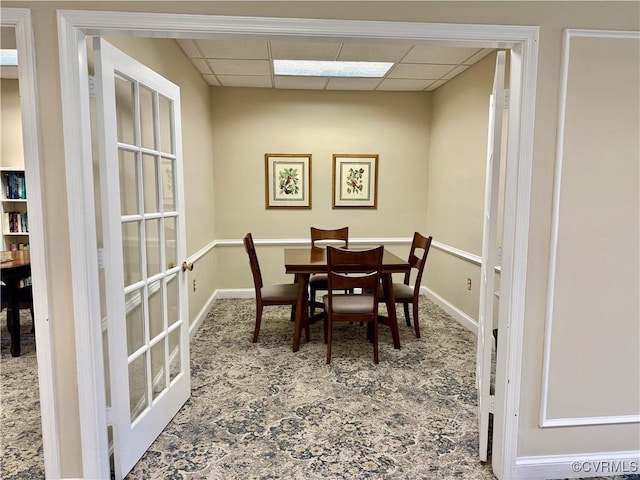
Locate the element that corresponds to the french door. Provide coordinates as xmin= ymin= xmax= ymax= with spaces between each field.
xmin=93 ymin=38 xmax=190 ymax=479
xmin=477 ymin=50 xmax=506 ymax=462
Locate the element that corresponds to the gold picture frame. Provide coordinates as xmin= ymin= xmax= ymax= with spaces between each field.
xmin=332 ymin=154 xmax=378 ymax=208
xmin=265 ymin=153 xmax=312 ymax=209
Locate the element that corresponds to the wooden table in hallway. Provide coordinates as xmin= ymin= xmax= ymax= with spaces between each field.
xmin=1 ymin=250 xmax=31 ymax=357
xmin=284 ymin=247 xmax=411 ymax=352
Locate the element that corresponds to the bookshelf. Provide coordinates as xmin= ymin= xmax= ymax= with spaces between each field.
xmin=1 ymin=167 xmax=29 ymax=251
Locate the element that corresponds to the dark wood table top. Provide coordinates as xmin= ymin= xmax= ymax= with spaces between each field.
xmin=284 ymin=247 xmax=409 ymax=275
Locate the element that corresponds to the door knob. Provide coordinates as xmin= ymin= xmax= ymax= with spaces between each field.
xmin=181 ymin=261 xmax=194 ymax=272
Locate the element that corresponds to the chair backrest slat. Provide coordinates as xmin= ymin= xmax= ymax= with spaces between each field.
xmin=327 ymin=246 xmax=384 ymax=294
xmin=311 ymin=226 xmax=349 ymax=248
xmin=404 ymin=232 xmax=433 ymax=287
xmin=243 ymin=233 xmax=263 ymax=290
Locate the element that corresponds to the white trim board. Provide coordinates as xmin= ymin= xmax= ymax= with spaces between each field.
xmin=57 ymin=10 xmax=538 ymax=480
xmin=1 ymin=7 xmax=60 ymax=479
xmin=540 ymin=28 xmax=640 ymax=429
xmin=422 ymin=286 xmax=478 ymax=334
xmin=515 ymin=450 xmax=640 ymax=480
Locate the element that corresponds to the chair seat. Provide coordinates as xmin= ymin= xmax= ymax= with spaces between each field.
xmin=323 ymin=294 xmax=375 ymax=314
xmin=261 ymin=283 xmax=299 ymax=302
xmin=379 ymin=282 xmax=413 ymax=300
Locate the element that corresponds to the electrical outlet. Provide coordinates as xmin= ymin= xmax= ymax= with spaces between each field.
xmin=193 ymin=279 xmax=197 ymax=292
xmin=466 ymin=278 xmax=472 ymax=291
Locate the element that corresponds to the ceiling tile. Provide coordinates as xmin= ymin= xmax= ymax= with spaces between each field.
xmin=388 ymin=63 xmax=453 ymax=80
xmin=274 ymin=76 xmax=328 ymax=90
xmin=337 ymin=43 xmax=412 ymax=62
xmin=326 ymin=77 xmax=382 ymax=90
xmin=270 ymin=40 xmax=341 ymax=60
xmin=376 ymin=78 xmax=432 ymax=91
xmin=442 ymin=65 xmax=469 ymax=80
xmin=191 ymin=58 xmax=212 ymax=75
xmin=176 ymin=39 xmax=200 ymax=58
xmin=425 ymin=79 xmax=446 ymax=91
xmin=208 ymin=59 xmax=271 ymax=76
xmin=403 ymin=45 xmax=483 ymax=64
xmin=196 ymin=39 xmax=268 ymax=59
xmin=202 ymin=74 xmax=220 ymax=86
xmin=464 ymin=48 xmax=494 ymax=65
xmin=218 ymin=75 xmax=272 ymax=88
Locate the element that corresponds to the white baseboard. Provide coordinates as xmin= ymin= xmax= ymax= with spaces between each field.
xmin=421 ymin=286 xmax=478 ymax=335
xmin=189 ymin=289 xmax=219 ymax=338
xmin=515 ymin=451 xmax=640 ymax=479
xmin=206 ymin=288 xmax=479 ymax=336
xmin=213 ymin=288 xmax=254 ymax=299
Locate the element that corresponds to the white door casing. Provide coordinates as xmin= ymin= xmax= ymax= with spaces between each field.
xmin=477 ymin=50 xmax=506 ymax=463
xmin=93 ymin=38 xmax=190 ymax=479
xmin=57 ymin=11 xmax=538 ymax=480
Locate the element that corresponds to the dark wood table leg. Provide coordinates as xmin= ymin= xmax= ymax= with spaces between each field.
xmin=381 ymin=273 xmax=401 ymax=350
xmin=7 ymin=279 xmax=21 ymax=357
xmin=292 ymin=274 xmax=310 ymax=352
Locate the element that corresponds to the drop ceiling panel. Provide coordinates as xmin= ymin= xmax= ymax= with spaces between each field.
xmin=198 ymin=39 xmax=269 ymax=59
xmin=208 ymin=59 xmax=271 ymax=76
xmin=337 ymin=43 xmax=412 ymax=62
xmin=326 ymin=77 xmax=382 ymax=90
xmin=202 ymin=74 xmax=220 ymax=86
xmin=270 ymin=40 xmax=341 ymax=60
xmin=274 ymin=76 xmax=328 ymax=90
xmin=403 ymin=45 xmax=483 ymax=64
xmin=219 ymin=75 xmax=272 ymax=88
xmin=191 ymin=58 xmax=212 ymax=75
xmin=176 ymin=39 xmax=200 ymax=58
xmin=388 ymin=63 xmax=455 ymax=80
xmin=176 ymin=38 xmax=498 ymax=92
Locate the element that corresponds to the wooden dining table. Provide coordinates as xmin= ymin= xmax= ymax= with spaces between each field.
xmin=284 ymin=247 xmax=411 ymax=352
xmin=1 ymin=250 xmax=31 ymax=357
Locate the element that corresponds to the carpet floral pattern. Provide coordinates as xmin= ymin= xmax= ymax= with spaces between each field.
xmin=128 ymin=298 xmax=497 ymax=479
xmin=2 ymin=300 xmax=637 ymax=480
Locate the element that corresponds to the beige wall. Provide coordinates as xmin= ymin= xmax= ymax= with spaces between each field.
xmin=424 ymin=51 xmax=497 ymax=320
xmin=0 ymin=79 xmax=24 ymax=168
xmin=211 ymin=87 xmax=430 ymax=287
xmin=2 ymin=1 xmax=639 ymax=477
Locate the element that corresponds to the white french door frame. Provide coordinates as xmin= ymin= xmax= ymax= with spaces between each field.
xmin=57 ymin=10 xmax=538 ymax=480
xmin=1 ymin=8 xmax=60 ymax=478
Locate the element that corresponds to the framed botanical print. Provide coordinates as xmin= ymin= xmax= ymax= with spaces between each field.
xmin=332 ymin=154 xmax=378 ymax=208
xmin=264 ymin=153 xmax=312 ymax=209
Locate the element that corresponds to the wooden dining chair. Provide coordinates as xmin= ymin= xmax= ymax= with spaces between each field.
xmin=323 ymin=245 xmax=384 ymax=364
xmin=243 ymin=233 xmax=304 ymax=343
xmin=379 ymin=232 xmax=432 ymax=338
xmin=309 ymin=226 xmax=349 ymax=316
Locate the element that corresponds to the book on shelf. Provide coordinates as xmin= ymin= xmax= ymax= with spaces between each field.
xmin=2 ymin=171 xmax=27 ymax=200
xmin=3 ymin=211 xmax=29 ymax=233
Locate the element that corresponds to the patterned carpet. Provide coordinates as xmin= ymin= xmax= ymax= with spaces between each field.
xmin=2 ymin=299 xmax=636 ymax=479
xmin=128 ymin=298 xmax=496 ymax=479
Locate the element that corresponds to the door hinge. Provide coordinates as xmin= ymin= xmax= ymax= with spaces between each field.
xmin=97 ymin=248 xmax=105 ymax=269
xmin=106 ymin=407 xmax=113 ymax=426
xmin=88 ymin=75 xmax=96 ymax=98
xmin=503 ymin=89 xmax=509 ymax=110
